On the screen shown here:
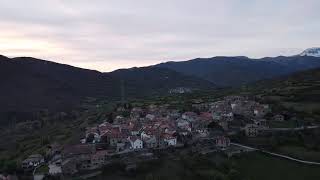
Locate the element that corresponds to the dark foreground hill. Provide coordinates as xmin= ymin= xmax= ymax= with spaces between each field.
xmin=0 ymin=55 xmax=118 ymax=113
xmin=0 ymin=55 xmax=215 ymax=120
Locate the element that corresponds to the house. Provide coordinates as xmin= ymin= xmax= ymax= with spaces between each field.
xmin=210 ymin=101 xmax=232 ymax=113
xmin=22 ymin=154 xmax=44 ymax=170
xmin=214 ymin=136 xmax=230 ymax=149
xmin=47 ymin=143 xmax=62 ymax=157
xmin=146 ymin=114 xmax=156 ymax=121
xmin=141 ymin=130 xmax=153 ymax=140
xmin=274 ymin=114 xmax=285 ymax=121
xmin=253 ymin=105 xmax=269 ymax=118
xmin=167 ymin=110 xmax=181 ymax=120
xmin=62 ymin=149 xmax=108 ymax=173
xmin=253 ymin=119 xmax=268 ymax=129
xmin=182 ymin=112 xmax=198 ymax=122
xmin=80 ymin=150 xmax=108 ymax=170
xmin=177 ymin=129 xmax=191 ymax=136
xmin=85 ymin=131 xmax=101 ymax=144
xmin=129 ymin=122 xmax=142 ymax=135
xmin=48 ymin=163 xmax=62 ymax=175
xmin=176 ymin=119 xmax=191 ymax=132
xmin=196 ymin=129 xmax=209 ymax=138
xmin=169 ymin=87 xmax=192 ymax=94
xmin=231 ymin=100 xmax=256 ymax=117
xmin=199 ymin=112 xmax=212 ymax=122
xmin=147 ymin=105 xmax=159 ymax=115
xmin=107 ymin=127 xmax=128 ymax=147
xmin=131 ymin=107 xmax=143 ymax=118
xmin=128 ymin=136 xmax=143 ymax=149
xmin=212 ymin=111 xmax=233 ymax=122
xmin=163 ymin=134 xmax=177 ymax=146
xmin=116 ymin=142 xmax=130 ymax=152
xmin=62 ymin=144 xmax=96 ymax=159
xmin=113 ymin=115 xmax=129 ymax=124
xmin=143 ymin=136 xmax=158 ymax=149
xmin=244 ymin=124 xmax=260 ymax=137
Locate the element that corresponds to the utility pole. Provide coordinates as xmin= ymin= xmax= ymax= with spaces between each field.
xmin=121 ymin=79 xmax=125 ymax=105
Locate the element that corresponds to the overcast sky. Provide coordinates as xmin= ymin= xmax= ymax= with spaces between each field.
xmin=0 ymin=0 xmax=319 ymax=72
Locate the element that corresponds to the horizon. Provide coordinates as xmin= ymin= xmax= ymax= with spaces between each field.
xmin=1 ymin=47 xmax=317 ymax=73
xmin=1 ymin=0 xmax=319 ymax=71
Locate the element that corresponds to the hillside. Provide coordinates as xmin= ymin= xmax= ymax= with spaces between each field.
xmin=0 ymin=55 xmax=215 ymax=122
xmin=156 ymin=55 xmax=320 ymax=87
xmin=0 ymin=55 xmax=119 ymax=113
xmin=2 ymin=52 xmax=320 ymax=123
xmin=109 ymin=67 xmax=215 ymax=97
xmin=247 ymin=67 xmax=320 ymax=102
xmin=243 ymin=68 xmax=320 ymax=122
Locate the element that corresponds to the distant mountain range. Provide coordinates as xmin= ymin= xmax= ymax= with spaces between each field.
xmin=156 ymin=53 xmax=320 ymax=86
xmin=1 ymin=48 xmax=320 ymax=119
xmin=300 ymin=47 xmax=320 ymax=57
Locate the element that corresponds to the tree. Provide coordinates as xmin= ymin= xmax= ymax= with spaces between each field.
xmin=3 ymin=160 xmax=17 ymax=174
xmin=228 ymin=169 xmax=240 ymax=180
xmin=86 ymin=134 xmax=95 ymax=143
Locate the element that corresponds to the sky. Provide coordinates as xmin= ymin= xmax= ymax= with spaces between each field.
xmin=0 ymin=0 xmax=319 ymax=72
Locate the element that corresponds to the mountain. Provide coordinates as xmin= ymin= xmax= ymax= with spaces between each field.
xmin=0 ymin=55 xmax=215 ymax=116
xmin=246 ymin=67 xmax=320 ymax=114
xmin=0 ymin=55 xmax=119 ymax=113
xmin=249 ymin=67 xmax=320 ymax=96
xmin=2 ymin=47 xmax=320 ymax=123
xmin=109 ymin=67 xmax=215 ymax=97
xmin=155 ymin=55 xmax=320 ymax=87
xmin=299 ymin=47 xmax=320 ymax=57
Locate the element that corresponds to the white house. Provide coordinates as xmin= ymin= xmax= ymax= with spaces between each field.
xmin=182 ymin=112 xmax=198 ymax=122
xmin=146 ymin=114 xmax=156 ymax=121
xmin=141 ymin=131 xmax=153 ymax=140
xmin=163 ymin=134 xmax=177 ymax=146
xmin=22 ymin=154 xmax=44 ymax=169
xmin=177 ymin=119 xmax=192 ymax=132
xmin=128 ymin=136 xmax=143 ymax=149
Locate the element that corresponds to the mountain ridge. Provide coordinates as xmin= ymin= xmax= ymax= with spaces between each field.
xmin=0 ymin=55 xmax=215 ymax=117
xmin=1 ymin=48 xmax=320 ymax=122
xmin=155 ymin=55 xmax=320 ymax=86
xmin=299 ymin=47 xmax=320 ymax=57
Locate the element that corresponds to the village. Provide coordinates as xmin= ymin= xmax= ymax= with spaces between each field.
xmin=21 ymin=95 xmax=292 ymax=178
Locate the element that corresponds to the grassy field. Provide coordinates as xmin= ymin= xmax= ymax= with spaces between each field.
xmin=90 ymin=152 xmax=320 ymax=180
xmin=268 ymin=120 xmax=298 ymax=128
xmin=235 ymin=152 xmax=320 ymax=180
xmin=35 ymin=165 xmax=49 ymax=174
xmin=276 ymin=145 xmax=320 ymax=162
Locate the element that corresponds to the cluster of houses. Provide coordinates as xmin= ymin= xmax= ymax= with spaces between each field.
xmin=193 ymin=96 xmax=273 ymax=137
xmin=22 ymin=95 xmax=281 ymax=177
xmin=21 ymin=154 xmax=45 ymax=170
xmin=168 ymin=87 xmax=192 ymax=94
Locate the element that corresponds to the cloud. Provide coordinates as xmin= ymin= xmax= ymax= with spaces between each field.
xmin=0 ymin=0 xmax=319 ymax=71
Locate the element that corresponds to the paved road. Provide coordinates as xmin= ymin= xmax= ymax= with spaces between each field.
xmin=231 ymin=142 xmax=320 ymax=165
xmin=268 ymin=125 xmax=319 ymax=131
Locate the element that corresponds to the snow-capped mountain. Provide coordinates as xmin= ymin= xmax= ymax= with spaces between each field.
xmin=300 ymin=48 xmax=320 ymax=57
